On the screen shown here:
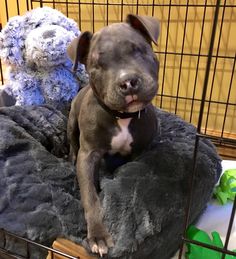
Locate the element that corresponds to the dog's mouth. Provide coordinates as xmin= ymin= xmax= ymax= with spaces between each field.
xmin=124 ymin=95 xmax=145 ymax=113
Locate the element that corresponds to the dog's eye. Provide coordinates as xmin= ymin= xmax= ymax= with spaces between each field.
xmin=97 ymin=54 xmax=109 ymax=69
xmin=90 ymin=52 xmax=107 ymax=69
xmin=132 ymin=45 xmax=142 ymax=54
xmin=131 ymin=44 xmax=147 ymax=57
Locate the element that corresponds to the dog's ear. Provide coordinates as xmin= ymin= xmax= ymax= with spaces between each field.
xmin=126 ymin=14 xmax=160 ymax=45
xmin=67 ymin=31 xmax=93 ymax=71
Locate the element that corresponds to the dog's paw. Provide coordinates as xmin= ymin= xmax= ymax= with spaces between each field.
xmin=87 ymin=223 xmax=114 ymax=257
xmin=88 ymin=236 xmax=114 ymax=257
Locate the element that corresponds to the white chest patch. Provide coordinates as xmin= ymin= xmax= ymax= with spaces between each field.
xmin=110 ymin=118 xmax=133 ymax=155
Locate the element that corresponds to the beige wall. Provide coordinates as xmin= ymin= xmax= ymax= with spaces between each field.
xmin=0 ymin=0 xmax=235 ymax=137
xmin=0 ymin=0 xmax=28 ymax=23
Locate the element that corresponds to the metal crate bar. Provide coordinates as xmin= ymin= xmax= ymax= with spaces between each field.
xmin=204 ymin=0 xmax=227 ymax=135
xmin=178 ymin=0 xmax=222 ymax=257
xmin=30 ymin=0 xmax=236 ymax=8
xmin=155 ymin=51 xmax=235 ymax=60
xmin=0 ymin=59 xmax=3 ymax=85
xmin=220 ymin=54 xmax=236 ymax=139
xmin=0 ymin=229 xmax=80 ymax=259
xmin=174 ymin=0 xmax=189 ymax=114
xmin=189 ymin=0 xmax=208 ymax=123
xmin=160 ymin=0 xmax=171 ymax=108
xmin=222 ymin=196 xmax=236 ymax=259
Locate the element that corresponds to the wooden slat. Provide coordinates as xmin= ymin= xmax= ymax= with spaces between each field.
xmin=201 ymin=129 xmax=236 ymax=160
xmin=216 ymin=146 xmax=236 ymax=160
xmin=47 ymin=238 xmax=97 ymax=259
xmin=204 ymin=129 xmax=236 ymax=140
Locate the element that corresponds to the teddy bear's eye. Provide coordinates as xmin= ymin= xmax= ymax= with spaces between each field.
xmin=35 ymin=23 xmax=41 ymax=28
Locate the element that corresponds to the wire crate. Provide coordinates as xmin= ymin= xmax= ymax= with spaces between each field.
xmin=0 ymin=0 xmax=235 ymax=258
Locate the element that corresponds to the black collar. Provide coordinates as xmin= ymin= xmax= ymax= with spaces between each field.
xmin=90 ymin=84 xmax=145 ymax=119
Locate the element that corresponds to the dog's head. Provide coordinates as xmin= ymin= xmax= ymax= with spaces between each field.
xmin=67 ymin=14 xmax=160 ymax=113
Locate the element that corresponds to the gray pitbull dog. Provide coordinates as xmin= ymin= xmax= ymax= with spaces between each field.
xmin=67 ymin=14 xmax=160 ymax=256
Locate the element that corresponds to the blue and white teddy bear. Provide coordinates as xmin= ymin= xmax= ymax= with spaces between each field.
xmin=0 ymin=7 xmax=88 ymax=106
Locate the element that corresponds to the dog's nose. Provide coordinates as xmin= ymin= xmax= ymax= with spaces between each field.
xmin=119 ymin=76 xmax=140 ymax=94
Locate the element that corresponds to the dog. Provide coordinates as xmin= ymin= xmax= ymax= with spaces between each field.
xmin=67 ymin=14 xmax=160 ymax=256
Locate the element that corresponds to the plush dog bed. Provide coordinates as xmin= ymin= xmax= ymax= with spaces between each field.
xmin=0 ymin=105 xmax=221 ymax=259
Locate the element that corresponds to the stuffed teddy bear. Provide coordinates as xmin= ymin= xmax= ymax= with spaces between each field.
xmin=0 ymin=7 xmax=88 ymax=107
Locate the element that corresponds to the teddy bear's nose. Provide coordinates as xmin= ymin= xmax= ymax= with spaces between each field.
xmin=42 ymin=30 xmax=56 ymax=39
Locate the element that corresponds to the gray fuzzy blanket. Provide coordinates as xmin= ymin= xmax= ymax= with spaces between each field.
xmin=0 ymin=105 xmax=221 ymax=259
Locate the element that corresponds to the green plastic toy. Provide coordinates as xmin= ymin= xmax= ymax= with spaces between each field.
xmin=186 ymin=225 xmax=236 ymax=259
xmin=214 ymin=169 xmax=236 ymax=205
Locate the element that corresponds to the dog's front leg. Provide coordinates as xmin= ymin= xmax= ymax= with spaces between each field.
xmin=76 ymin=149 xmax=114 ymax=256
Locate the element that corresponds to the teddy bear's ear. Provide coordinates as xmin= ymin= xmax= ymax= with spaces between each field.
xmin=126 ymin=14 xmax=160 ymax=45
xmin=0 ymin=16 xmax=26 ymax=66
xmin=67 ymin=31 xmax=93 ymax=71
